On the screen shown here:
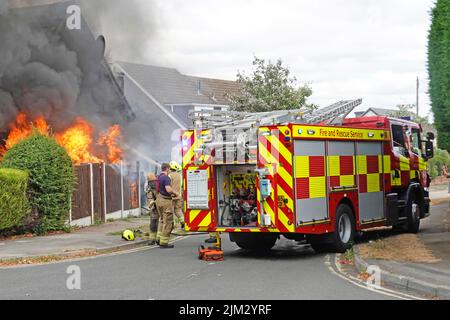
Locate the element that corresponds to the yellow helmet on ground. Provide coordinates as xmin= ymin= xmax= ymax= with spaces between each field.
xmin=170 ymin=161 xmax=182 ymax=171
xmin=122 ymin=229 xmax=135 ymax=241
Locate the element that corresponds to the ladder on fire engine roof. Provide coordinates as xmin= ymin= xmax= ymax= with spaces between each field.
xmin=188 ymin=99 xmax=363 ymax=130
xmin=188 ymin=99 xmax=363 ymax=164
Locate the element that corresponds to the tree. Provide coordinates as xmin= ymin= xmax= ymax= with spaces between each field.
xmin=389 ymin=105 xmax=431 ymax=127
xmin=229 ymin=57 xmax=317 ymax=113
xmin=428 ymin=0 xmax=450 ymax=151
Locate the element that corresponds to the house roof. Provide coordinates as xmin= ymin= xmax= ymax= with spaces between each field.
xmin=362 ymin=108 xmax=396 ymax=117
xmin=117 ymin=61 xmax=240 ymax=106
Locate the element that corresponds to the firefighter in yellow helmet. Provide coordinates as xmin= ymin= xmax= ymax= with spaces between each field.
xmin=156 ymin=163 xmax=178 ymax=248
xmin=146 ymin=172 xmax=159 ymax=245
xmin=169 ymin=161 xmax=185 ymax=235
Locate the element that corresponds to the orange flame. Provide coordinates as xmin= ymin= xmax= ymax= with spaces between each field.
xmin=5 ymin=112 xmax=49 ymax=149
xmin=55 ymin=117 xmax=102 ymax=164
xmin=1 ymin=113 xmax=123 ymax=165
xmin=98 ymin=125 xmax=123 ymax=164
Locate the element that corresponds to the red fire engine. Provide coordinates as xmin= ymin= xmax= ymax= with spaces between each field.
xmin=181 ymin=100 xmax=435 ymax=253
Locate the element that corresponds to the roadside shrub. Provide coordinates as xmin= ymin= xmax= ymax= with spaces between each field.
xmin=1 ymin=133 xmax=75 ymax=234
xmin=0 ymin=168 xmax=30 ymax=231
xmin=428 ymin=148 xmax=450 ymax=179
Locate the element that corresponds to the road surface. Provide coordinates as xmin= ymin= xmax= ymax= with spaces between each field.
xmin=0 ymin=236 xmax=396 ymax=300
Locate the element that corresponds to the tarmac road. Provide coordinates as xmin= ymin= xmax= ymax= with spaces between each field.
xmin=0 ymin=236 xmax=397 ymax=300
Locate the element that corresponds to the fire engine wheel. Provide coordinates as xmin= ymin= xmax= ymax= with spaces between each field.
xmin=406 ymin=195 xmax=421 ymax=234
xmin=329 ymin=204 xmax=356 ymax=253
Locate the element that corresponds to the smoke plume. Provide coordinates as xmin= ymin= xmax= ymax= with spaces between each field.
xmin=79 ymin=0 xmax=156 ymax=63
xmin=0 ymin=0 xmax=136 ymax=134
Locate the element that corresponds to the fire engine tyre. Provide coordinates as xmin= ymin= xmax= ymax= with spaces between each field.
xmin=406 ymin=194 xmax=421 ymax=234
xmin=328 ymin=204 xmax=356 ymax=253
xmin=233 ymin=234 xmax=277 ymax=252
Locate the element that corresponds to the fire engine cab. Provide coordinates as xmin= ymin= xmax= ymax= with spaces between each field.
xmin=181 ymin=99 xmax=435 ymax=253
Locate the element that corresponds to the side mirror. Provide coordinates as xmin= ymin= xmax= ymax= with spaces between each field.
xmin=425 ymin=140 xmax=434 ymax=159
xmin=427 ymin=132 xmax=435 ymax=141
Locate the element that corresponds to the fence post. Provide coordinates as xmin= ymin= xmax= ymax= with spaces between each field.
xmin=137 ymin=161 xmax=141 ymax=215
xmin=90 ymin=163 xmax=95 ymax=225
xmin=69 ymin=195 xmax=72 ymax=225
xmin=120 ymin=161 xmax=124 ymax=219
xmin=103 ymin=162 xmax=107 ymax=222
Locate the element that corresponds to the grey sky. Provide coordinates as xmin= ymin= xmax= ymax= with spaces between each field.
xmin=105 ymin=0 xmax=436 ymax=117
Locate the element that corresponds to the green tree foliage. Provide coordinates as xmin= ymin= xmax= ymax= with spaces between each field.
xmin=0 ymin=168 xmax=30 ymax=231
xmin=428 ymin=0 xmax=450 ymax=151
xmin=1 ymin=133 xmax=75 ymax=233
xmin=230 ymin=57 xmax=317 ymax=113
xmin=389 ymin=105 xmax=435 ymax=133
xmin=428 ymin=148 xmax=450 ymax=179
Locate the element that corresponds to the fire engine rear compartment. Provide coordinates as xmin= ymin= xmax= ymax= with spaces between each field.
xmin=215 ymin=165 xmax=259 ymax=228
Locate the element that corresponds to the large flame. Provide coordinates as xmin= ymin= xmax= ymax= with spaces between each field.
xmin=1 ymin=113 xmax=123 ymax=165
xmin=5 ymin=112 xmax=49 ymax=150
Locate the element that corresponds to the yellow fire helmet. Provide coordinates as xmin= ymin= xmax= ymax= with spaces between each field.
xmin=169 ymin=160 xmax=182 ymax=171
xmin=122 ymin=229 xmax=135 ymax=241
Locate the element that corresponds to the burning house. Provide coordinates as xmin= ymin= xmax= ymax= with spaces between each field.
xmin=0 ymin=0 xmax=134 ymax=165
xmin=0 ymin=0 xmax=143 ymax=226
xmin=113 ymin=62 xmax=241 ymax=164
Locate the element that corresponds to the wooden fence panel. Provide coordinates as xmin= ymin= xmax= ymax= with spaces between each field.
xmin=72 ymin=165 xmax=92 ymax=221
xmin=92 ymin=164 xmax=105 ymax=223
xmin=105 ymin=165 xmax=122 ymax=213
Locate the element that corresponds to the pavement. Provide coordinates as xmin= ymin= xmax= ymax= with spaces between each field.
xmin=0 ymin=217 xmax=151 ymax=260
xmin=354 ymin=187 xmax=450 ymax=299
xmin=0 ymin=236 xmax=396 ymax=300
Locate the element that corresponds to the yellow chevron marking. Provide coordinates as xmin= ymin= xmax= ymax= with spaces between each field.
xmin=278 ymin=210 xmax=294 ymax=232
xmin=189 ymin=210 xmax=201 ymax=223
xmin=277 ymin=186 xmax=293 ymax=210
xmin=278 ymin=166 xmax=293 ymax=189
xmin=267 ymin=133 xmax=292 ymax=166
xmin=259 ymin=141 xmax=278 ymax=164
xmin=198 ymin=213 xmax=212 ymax=227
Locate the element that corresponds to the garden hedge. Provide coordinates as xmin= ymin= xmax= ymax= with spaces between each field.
xmin=1 ymin=133 xmax=75 ymax=234
xmin=0 ymin=168 xmax=30 ymax=231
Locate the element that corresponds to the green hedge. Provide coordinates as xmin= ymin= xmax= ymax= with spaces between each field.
xmin=1 ymin=133 xmax=75 ymax=234
xmin=0 ymin=168 xmax=30 ymax=231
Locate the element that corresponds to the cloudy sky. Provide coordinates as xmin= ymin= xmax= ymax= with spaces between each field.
xmin=99 ymin=0 xmax=436 ymax=117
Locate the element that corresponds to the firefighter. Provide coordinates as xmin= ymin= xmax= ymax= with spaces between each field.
xmin=146 ymin=172 xmax=159 ymax=246
xmin=169 ymin=161 xmax=185 ymax=235
xmin=156 ymin=163 xmax=178 ymax=249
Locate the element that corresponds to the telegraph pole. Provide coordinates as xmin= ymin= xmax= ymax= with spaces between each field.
xmin=416 ymin=76 xmax=420 ymax=116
